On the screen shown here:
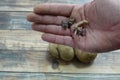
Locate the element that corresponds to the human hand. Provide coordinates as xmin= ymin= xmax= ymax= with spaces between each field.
xmin=27 ymin=0 xmax=120 ymax=53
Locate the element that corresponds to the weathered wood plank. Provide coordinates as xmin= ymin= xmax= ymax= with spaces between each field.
xmin=0 ymin=30 xmax=48 ymax=50
xmin=0 ymin=30 xmax=120 ymax=74
xmin=0 ymin=72 xmax=46 ymax=80
xmin=0 ymin=0 xmax=92 ymax=11
xmin=0 ymin=50 xmax=60 ymax=72
xmin=45 ymin=74 xmax=120 ymax=80
xmin=0 ymin=12 xmax=31 ymax=30
xmin=0 ymin=72 xmax=120 ymax=80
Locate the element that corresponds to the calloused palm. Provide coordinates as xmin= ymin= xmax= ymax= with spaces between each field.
xmin=27 ymin=0 xmax=120 ymax=53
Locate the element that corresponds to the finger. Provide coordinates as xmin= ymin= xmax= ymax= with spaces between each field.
xmin=27 ymin=13 xmax=68 ymax=25
xmin=32 ymin=24 xmax=71 ymax=36
xmin=34 ymin=3 xmax=75 ymax=17
xmin=42 ymin=33 xmax=75 ymax=47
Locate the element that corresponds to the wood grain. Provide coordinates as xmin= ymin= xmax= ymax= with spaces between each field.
xmin=0 ymin=73 xmax=120 ymax=80
xmin=0 ymin=12 xmax=31 ymax=30
xmin=0 ymin=0 xmax=92 ymax=11
xmin=0 ymin=30 xmax=47 ymax=50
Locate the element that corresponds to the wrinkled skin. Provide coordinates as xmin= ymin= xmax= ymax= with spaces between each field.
xmin=27 ymin=0 xmax=120 ymax=53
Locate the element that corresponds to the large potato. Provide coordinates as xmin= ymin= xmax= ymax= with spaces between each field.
xmin=49 ymin=43 xmax=59 ymax=59
xmin=57 ymin=44 xmax=74 ymax=61
xmin=75 ymin=49 xmax=97 ymax=63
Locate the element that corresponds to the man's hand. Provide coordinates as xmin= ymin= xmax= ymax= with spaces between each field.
xmin=27 ymin=0 xmax=120 ymax=53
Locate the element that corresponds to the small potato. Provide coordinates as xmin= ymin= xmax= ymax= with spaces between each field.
xmin=49 ymin=43 xmax=59 ymax=58
xmin=75 ymin=49 xmax=97 ymax=63
xmin=57 ymin=44 xmax=74 ymax=61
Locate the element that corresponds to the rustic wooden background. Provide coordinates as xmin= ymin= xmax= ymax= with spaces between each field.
xmin=0 ymin=0 xmax=120 ymax=80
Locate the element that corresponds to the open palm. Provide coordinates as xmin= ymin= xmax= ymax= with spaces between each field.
xmin=27 ymin=0 xmax=120 ymax=53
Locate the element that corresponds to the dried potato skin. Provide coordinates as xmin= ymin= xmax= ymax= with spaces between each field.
xmin=49 ymin=43 xmax=59 ymax=59
xmin=75 ymin=49 xmax=97 ymax=63
xmin=57 ymin=44 xmax=74 ymax=61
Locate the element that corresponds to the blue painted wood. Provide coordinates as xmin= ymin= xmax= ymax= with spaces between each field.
xmin=0 ymin=0 xmax=92 ymax=11
xmin=0 ymin=72 xmax=120 ymax=80
xmin=0 ymin=12 xmax=31 ymax=30
xmin=0 ymin=72 xmax=46 ymax=80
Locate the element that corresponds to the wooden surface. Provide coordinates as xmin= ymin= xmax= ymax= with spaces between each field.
xmin=0 ymin=0 xmax=91 ymax=11
xmin=0 ymin=0 xmax=120 ymax=80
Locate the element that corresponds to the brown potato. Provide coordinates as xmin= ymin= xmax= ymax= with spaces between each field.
xmin=57 ymin=44 xmax=74 ymax=61
xmin=49 ymin=43 xmax=97 ymax=63
xmin=75 ymin=49 xmax=97 ymax=63
xmin=49 ymin=43 xmax=59 ymax=59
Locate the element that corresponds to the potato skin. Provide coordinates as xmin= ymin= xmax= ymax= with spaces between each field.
xmin=49 ymin=43 xmax=59 ymax=59
xmin=57 ymin=44 xmax=74 ymax=61
xmin=49 ymin=43 xmax=97 ymax=63
xmin=75 ymin=49 xmax=97 ymax=63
